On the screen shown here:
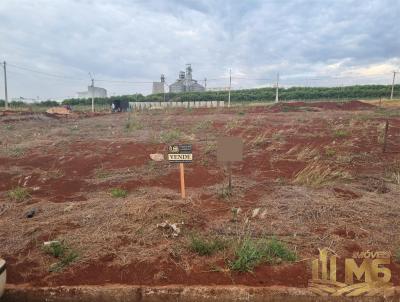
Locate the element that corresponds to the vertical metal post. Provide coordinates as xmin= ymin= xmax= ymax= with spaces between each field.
xmin=3 ymin=61 xmax=8 ymax=109
xmin=391 ymin=71 xmax=396 ymax=100
xmin=228 ymin=69 xmax=231 ymax=107
xmin=91 ymin=78 xmax=94 ymax=113
xmin=275 ymin=72 xmax=279 ymax=103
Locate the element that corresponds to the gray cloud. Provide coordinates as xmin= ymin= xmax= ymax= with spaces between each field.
xmin=0 ymin=0 xmax=399 ymax=99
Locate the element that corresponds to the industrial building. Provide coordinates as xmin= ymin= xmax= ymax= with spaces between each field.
xmin=77 ymin=85 xmax=107 ymax=99
xmin=169 ymin=64 xmax=205 ymax=93
xmin=152 ymin=74 xmax=165 ymax=94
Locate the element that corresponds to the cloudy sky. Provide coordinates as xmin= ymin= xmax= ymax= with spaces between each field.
xmin=0 ymin=0 xmax=399 ymax=100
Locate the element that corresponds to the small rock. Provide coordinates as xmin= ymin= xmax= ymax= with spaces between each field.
xmin=25 ymin=208 xmax=37 ymax=218
xmin=150 ymin=153 xmax=164 ymax=161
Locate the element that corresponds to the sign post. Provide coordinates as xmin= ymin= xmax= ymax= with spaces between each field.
xmin=168 ymin=144 xmax=192 ymax=199
xmin=217 ymin=137 xmax=243 ymax=191
xmin=179 ymin=163 xmax=186 ymax=198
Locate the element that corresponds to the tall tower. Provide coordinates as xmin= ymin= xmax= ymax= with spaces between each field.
xmin=185 ymin=64 xmax=192 ymax=81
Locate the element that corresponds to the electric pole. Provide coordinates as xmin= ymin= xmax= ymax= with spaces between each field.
xmin=89 ymin=73 xmax=94 ymax=112
xmin=275 ymin=72 xmax=279 ymax=103
xmin=3 ymin=61 xmax=8 ymax=109
xmin=391 ymin=71 xmax=397 ymax=100
xmin=204 ymin=78 xmax=207 ymax=91
xmin=228 ymin=69 xmax=231 ymax=107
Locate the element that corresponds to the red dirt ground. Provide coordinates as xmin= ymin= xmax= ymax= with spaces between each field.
xmin=1 ymin=101 xmax=400 ymax=289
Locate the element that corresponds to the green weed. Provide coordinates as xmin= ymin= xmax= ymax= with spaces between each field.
xmin=43 ymin=241 xmax=79 ymax=272
xmin=189 ymin=235 xmax=226 ymax=256
xmin=8 ymin=187 xmax=30 ymax=202
xmin=229 ymin=238 xmax=296 ymax=272
xmin=110 ymin=188 xmax=128 ymax=198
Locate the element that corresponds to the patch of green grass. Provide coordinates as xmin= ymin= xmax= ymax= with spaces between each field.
xmin=8 ymin=187 xmax=30 ymax=202
xmin=189 ymin=235 xmax=226 ymax=256
xmin=110 ymin=188 xmax=128 ymax=198
xmin=266 ymin=238 xmax=297 ymax=263
xmin=160 ymin=130 xmax=182 ymax=143
xmin=43 ymin=241 xmax=79 ymax=272
xmin=395 ymin=249 xmax=400 ymax=263
xmin=43 ymin=241 xmax=67 ymax=258
xmin=229 ymin=238 xmax=265 ymax=272
xmin=6 ymin=146 xmax=25 ymax=158
xmin=333 ymin=129 xmax=349 ymax=138
xmin=229 ymin=238 xmax=296 ymax=272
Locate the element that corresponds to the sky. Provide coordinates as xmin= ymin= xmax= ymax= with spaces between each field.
xmin=0 ymin=0 xmax=399 ymax=100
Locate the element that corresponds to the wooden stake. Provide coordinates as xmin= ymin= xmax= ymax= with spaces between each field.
xmin=383 ymin=120 xmax=389 ymax=153
xmin=179 ymin=163 xmax=186 ymax=199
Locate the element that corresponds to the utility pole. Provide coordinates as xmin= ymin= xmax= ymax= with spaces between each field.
xmin=228 ymin=69 xmax=231 ymax=107
xmin=275 ymin=72 xmax=279 ymax=103
xmin=3 ymin=61 xmax=8 ymax=109
xmin=89 ymin=73 xmax=94 ymax=112
xmin=391 ymin=71 xmax=397 ymax=100
xmin=204 ymin=78 xmax=207 ymax=91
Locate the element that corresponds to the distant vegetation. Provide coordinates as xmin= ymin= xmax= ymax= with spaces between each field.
xmin=0 ymin=99 xmax=59 ymax=108
xmin=61 ymin=84 xmax=398 ymax=106
xmin=1 ymin=84 xmax=398 ymax=109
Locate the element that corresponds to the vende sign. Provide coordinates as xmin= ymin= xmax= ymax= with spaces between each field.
xmin=168 ymin=153 xmax=193 ymax=162
xmin=168 ymin=144 xmax=193 ymax=163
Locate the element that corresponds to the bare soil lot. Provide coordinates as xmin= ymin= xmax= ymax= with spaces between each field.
xmin=1 ymin=100 xmax=400 ymax=288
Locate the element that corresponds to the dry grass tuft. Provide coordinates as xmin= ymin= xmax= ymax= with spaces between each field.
xmin=293 ymin=161 xmax=351 ymax=187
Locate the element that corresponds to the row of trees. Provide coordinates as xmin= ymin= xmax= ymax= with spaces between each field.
xmin=61 ymin=84 xmax=398 ymax=106
xmin=1 ymin=84 xmax=398 ymax=108
xmin=0 ymin=99 xmax=59 ymax=108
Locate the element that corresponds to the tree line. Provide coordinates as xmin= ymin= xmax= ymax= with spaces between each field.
xmin=1 ymin=84 xmax=398 ymax=108
xmin=61 ymin=84 xmax=398 ymax=105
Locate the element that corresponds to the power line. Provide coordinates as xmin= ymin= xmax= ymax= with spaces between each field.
xmin=7 ymin=63 xmax=86 ymax=81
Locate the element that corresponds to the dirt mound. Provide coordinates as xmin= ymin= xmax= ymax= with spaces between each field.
xmin=268 ymin=100 xmax=375 ymax=112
